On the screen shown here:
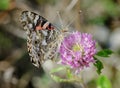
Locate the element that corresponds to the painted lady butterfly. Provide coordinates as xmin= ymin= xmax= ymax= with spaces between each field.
xmin=20 ymin=11 xmax=65 ymax=68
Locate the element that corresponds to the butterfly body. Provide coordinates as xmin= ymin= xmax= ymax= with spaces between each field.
xmin=20 ymin=11 xmax=62 ymax=67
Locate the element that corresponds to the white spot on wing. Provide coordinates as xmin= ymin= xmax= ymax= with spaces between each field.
xmin=42 ymin=39 xmax=47 ymax=45
xmin=41 ymin=30 xmax=47 ymax=36
xmin=43 ymin=22 xmax=49 ymax=29
xmin=34 ymin=15 xmax=39 ymax=25
xmin=28 ymin=12 xmax=31 ymax=18
xmin=28 ymin=23 xmax=33 ymax=29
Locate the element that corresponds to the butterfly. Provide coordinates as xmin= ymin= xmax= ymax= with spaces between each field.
xmin=20 ymin=11 xmax=66 ymax=68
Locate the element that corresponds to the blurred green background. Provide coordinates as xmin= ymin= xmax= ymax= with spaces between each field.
xmin=0 ymin=0 xmax=120 ymax=88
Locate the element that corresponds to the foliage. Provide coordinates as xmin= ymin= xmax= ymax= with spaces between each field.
xmin=94 ymin=57 xmax=104 ymax=74
xmin=96 ymin=49 xmax=113 ymax=57
xmin=0 ymin=0 xmax=10 ymax=10
xmin=96 ymin=75 xmax=112 ymax=88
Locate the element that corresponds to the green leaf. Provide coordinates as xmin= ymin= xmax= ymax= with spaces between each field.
xmin=94 ymin=57 xmax=104 ymax=74
xmin=51 ymin=74 xmax=77 ymax=82
xmin=51 ymin=74 xmax=63 ymax=82
xmin=50 ymin=67 xmax=72 ymax=82
xmin=50 ymin=67 xmax=80 ymax=82
xmin=50 ymin=67 xmax=68 ymax=82
xmin=66 ymin=68 xmax=73 ymax=79
xmin=50 ymin=66 xmax=66 ymax=74
xmin=96 ymin=49 xmax=113 ymax=57
xmin=96 ymin=75 xmax=112 ymax=88
xmin=0 ymin=0 xmax=10 ymax=10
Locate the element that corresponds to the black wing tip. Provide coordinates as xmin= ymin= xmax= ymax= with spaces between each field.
xmin=22 ymin=10 xmax=37 ymax=16
xmin=22 ymin=10 xmax=29 ymax=14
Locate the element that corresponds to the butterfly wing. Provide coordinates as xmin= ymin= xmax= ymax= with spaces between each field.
xmin=20 ymin=11 xmax=60 ymax=68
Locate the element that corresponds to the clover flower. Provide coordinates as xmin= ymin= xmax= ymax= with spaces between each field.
xmin=59 ymin=32 xmax=97 ymax=73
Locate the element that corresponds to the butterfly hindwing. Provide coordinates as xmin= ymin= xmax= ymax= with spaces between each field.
xmin=20 ymin=11 xmax=60 ymax=67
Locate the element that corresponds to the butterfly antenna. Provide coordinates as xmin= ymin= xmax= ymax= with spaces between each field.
xmin=66 ymin=16 xmax=75 ymax=28
xmin=66 ymin=10 xmax=82 ymax=28
xmin=56 ymin=11 xmax=64 ymax=29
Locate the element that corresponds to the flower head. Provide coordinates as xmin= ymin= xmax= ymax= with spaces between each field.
xmin=59 ymin=31 xmax=97 ymax=73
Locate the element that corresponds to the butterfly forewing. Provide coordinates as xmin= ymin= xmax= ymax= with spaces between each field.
xmin=20 ymin=11 xmax=61 ymax=68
